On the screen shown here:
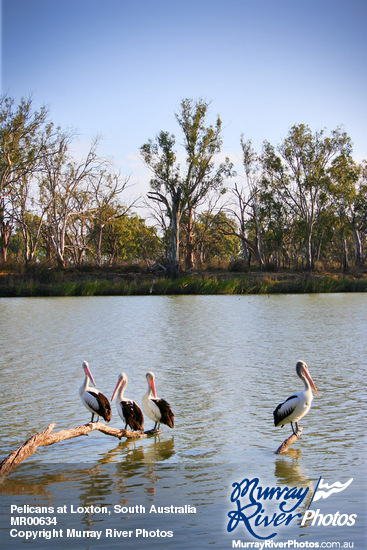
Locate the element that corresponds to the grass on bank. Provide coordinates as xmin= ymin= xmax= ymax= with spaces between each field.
xmin=0 ymin=271 xmax=366 ymax=297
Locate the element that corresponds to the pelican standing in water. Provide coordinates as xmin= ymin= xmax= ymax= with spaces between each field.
xmin=79 ymin=361 xmax=111 ymax=423
xmin=143 ymin=371 xmax=174 ymax=430
xmin=273 ymin=360 xmax=319 ymax=436
xmin=111 ymin=372 xmax=144 ymax=431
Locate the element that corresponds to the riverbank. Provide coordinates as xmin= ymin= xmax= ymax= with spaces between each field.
xmin=0 ymin=267 xmax=366 ymax=296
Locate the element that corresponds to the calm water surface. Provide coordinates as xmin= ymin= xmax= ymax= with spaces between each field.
xmin=0 ymin=294 xmax=366 ymax=549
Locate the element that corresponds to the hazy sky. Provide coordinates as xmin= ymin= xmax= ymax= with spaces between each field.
xmin=1 ymin=0 xmax=366 ymax=193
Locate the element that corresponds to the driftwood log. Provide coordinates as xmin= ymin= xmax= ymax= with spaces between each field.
xmin=0 ymin=422 xmax=160 ymax=482
xmin=1 ymin=422 xmax=305 ymax=480
xmin=275 ymin=427 xmax=303 ymax=454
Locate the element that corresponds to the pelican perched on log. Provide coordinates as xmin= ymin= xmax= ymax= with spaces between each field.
xmin=79 ymin=361 xmax=111 ymax=423
xmin=273 ymin=360 xmax=319 ymax=436
xmin=143 ymin=371 xmax=174 ymax=430
xmin=111 ymin=372 xmax=144 ymax=431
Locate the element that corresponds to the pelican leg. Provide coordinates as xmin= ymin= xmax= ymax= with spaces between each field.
xmin=291 ymin=422 xmax=302 ymax=437
xmin=91 ymin=413 xmax=94 ymax=422
xmin=153 ymin=422 xmax=157 ymax=430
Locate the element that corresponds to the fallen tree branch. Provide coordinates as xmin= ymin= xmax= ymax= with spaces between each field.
xmin=0 ymin=422 xmax=157 ymax=482
xmin=274 ymin=428 xmax=303 ymax=454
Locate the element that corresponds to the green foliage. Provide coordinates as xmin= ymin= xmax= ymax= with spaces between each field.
xmin=0 ymin=95 xmax=365 ymax=275
xmin=194 ymin=211 xmax=240 ymax=264
xmin=260 ymin=124 xmax=356 ymax=270
xmin=141 ymin=98 xmax=234 ymax=274
xmin=99 ymin=213 xmax=163 ymax=264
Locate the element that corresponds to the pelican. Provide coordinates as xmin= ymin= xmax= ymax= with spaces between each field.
xmin=273 ymin=360 xmax=319 ymax=436
xmin=143 ymin=371 xmax=174 ymax=430
xmin=111 ymin=372 xmax=144 ymax=431
xmin=79 ymin=361 xmax=111 ymax=423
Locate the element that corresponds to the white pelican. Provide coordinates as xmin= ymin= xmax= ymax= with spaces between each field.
xmin=273 ymin=360 xmax=319 ymax=436
xmin=143 ymin=371 xmax=174 ymax=430
xmin=111 ymin=372 xmax=144 ymax=431
xmin=79 ymin=361 xmax=111 ymax=423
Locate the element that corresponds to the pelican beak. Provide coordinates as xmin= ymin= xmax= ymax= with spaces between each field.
xmin=84 ymin=363 xmax=96 ymax=387
xmin=149 ymin=378 xmax=157 ymax=398
xmin=111 ymin=379 xmax=121 ymax=402
xmin=305 ymin=368 xmax=319 ymax=396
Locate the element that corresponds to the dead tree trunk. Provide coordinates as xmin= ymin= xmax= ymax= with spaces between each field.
xmin=274 ymin=428 xmax=303 ymax=454
xmin=167 ymin=187 xmax=182 ymax=278
xmin=0 ymin=422 xmax=158 ymax=482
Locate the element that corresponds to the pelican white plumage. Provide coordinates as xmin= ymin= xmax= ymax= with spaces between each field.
xmin=111 ymin=372 xmax=144 ymax=431
xmin=143 ymin=371 xmax=174 ymax=431
xmin=79 ymin=361 xmax=111 ymax=423
xmin=273 ymin=360 xmax=319 ymax=436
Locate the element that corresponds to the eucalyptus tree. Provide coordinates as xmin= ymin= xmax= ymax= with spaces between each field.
xmin=261 ymin=124 xmax=352 ymax=270
xmin=88 ymin=168 xmax=132 ymax=266
xmin=0 ymin=191 xmax=13 ymax=262
xmin=257 ymin=183 xmax=289 ymax=268
xmin=141 ymin=131 xmax=181 ymax=276
xmin=224 ymin=137 xmax=264 ymax=268
xmin=10 ymin=174 xmax=48 ymax=263
xmin=176 ymin=99 xmax=233 ymax=270
xmin=40 ymin=130 xmax=101 ymax=267
xmin=239 ymin=137 xmax=264 ymax=268
xmin=194 ymin=210 xmax=239 ymax=266
xmin=100 ymin=214 xmax=162 ymax=266
xmin=179 ymin=193 xmax=224 ymax=267
xmin=0 ymin=95 xmax=48 ymax=261
xmin=64 ymin=187 xmax=93 ymax=266
xmin=141 ymin=98 xmax=233 ymax=277
xmin=221 ymin=182 xmax=255 ymax=266
xmin=329 ymin=156 xmax=367 ymax=266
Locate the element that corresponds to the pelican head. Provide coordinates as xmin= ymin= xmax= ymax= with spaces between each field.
xmin=296 ymin=360 xmax=319 ymax=396
xmin=111 ymin=372 xmax=128 ymax=402
xmin=146 ymin=371 xmax=157 ymax=398
xmin=82 ymin=360 xmax=96 ymax=386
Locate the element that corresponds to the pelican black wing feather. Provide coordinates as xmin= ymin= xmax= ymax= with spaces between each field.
xmin=120 ymin=401 xmax=144 ymax=431
xmin=273 ymin=394 xmax=297 ymax=427
xmin=87 ymin=390 xmax=111 ymax=422
xmin=153 ymin=398 xmax=174 ymax=428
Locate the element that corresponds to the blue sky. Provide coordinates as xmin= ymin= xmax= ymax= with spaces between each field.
xmin=1 ymin=0 xmax=366 ymax=194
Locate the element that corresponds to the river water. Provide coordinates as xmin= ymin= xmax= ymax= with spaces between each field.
xmin=0 ymin=294 xmax=366 ymax=549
